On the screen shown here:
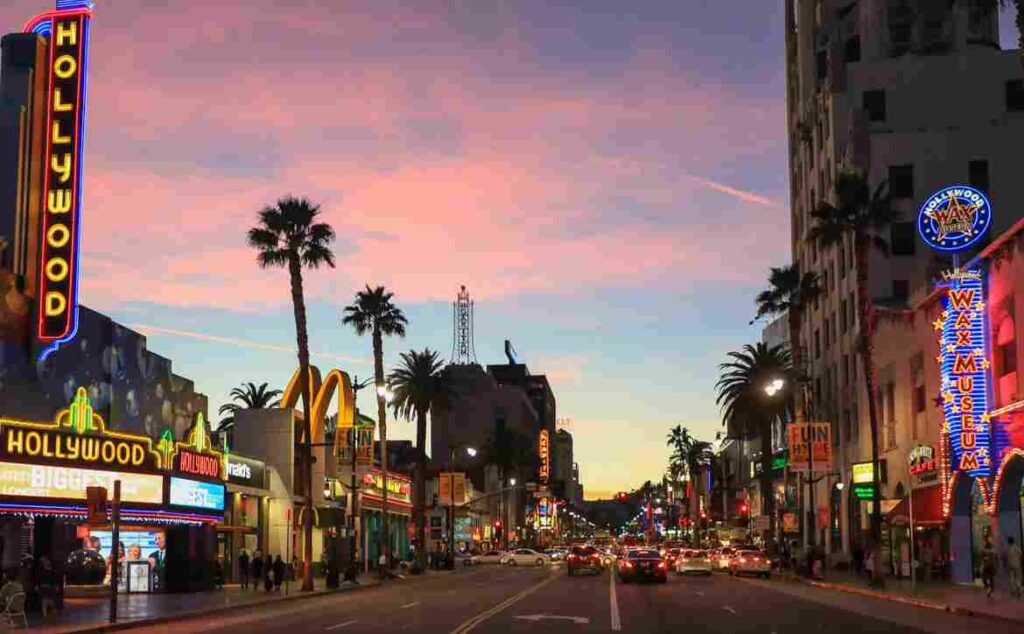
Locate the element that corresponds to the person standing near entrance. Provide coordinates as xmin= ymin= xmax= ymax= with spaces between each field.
xmin=982 ymin=539 xmax=997 ymax=598
xmin=1005 ymin=537 xmax=1022 ymax=599
xmin=238 ymin=550 xmax=250 ymax=589
xmin=251 ymin=550 xmax=263 ymax=587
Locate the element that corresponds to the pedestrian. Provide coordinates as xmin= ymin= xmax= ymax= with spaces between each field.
xmin=864 ymin=546 xmax=875 ymax=582
xmin=982 ymin=539 xmax=997 ymax=598
xmin=1006 ymin=537 xmax=1022 ymax=599
xmin=920 ymin=542 xmax=933 ymax=583
xmin=378 ymin=552 xmax=387 ymax=580
xmin=852 ymin=544 xmax=863 ymax=577
xmin=251 ymin=550 xmax=263 ymax=585
xmin=273 ymin=555 xmax=285 ymax=591
xmin=263 ymin=554 xmax=274 ymax=593
xmin=238 ymin=549 xmax=250 ymax=589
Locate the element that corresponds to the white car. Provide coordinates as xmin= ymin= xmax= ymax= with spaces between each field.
xmin=502 ymin=548 xmax=551 ymax=566
xmin=474 ymin=550 xmax=507 ymax=565
xmin=728 ymin=549 xmax=772 ymax=578
xmin=545 ymin=549 xmax=568 ymax=561
xmin=676 ymin=549 xmax=714 ymax=575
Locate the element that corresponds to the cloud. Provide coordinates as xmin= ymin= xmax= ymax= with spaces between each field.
xmin=533 ymin=355 xmax=588 ymax=387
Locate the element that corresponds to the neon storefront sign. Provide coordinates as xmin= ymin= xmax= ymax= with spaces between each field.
xmin=917 ymin=185 xmax=991 ymax=252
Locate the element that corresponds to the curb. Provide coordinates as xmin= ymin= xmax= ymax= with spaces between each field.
xmin=50 ymin=582 xmax=377 ymax=634
xmin=770 ymin=573 xmax=1024 ymax=627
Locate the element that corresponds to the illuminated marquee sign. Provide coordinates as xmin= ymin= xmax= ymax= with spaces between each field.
xmin=935 ymin=268 xmax=992 ymax=477
xmin=24 ymin=1 xmax=95 ymax=359
xmin=917 ymin=185 xmax=991 ymax=252
xmin=909 ymin=445 xmax=937 ymax=476
xmin=172 ymin=413 xmax=222 ymax=480
xmin=224 ymin=455 xmax=266 ymax=488
xmin=0 ymin=388 xmax=161 ymax=471
xmin=538 ymin=429 xmax=550 ymax=483
xmin=0 ymin=461 xmax=163 ymax=504
xmin=169 ymin=477 xmax=225 ymax=512
xmin=362 ymin=468 xmax=412 ymax=505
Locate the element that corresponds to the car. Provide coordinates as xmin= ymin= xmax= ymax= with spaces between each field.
xmin=600 ymin=550 xmax=616 ymax=567
xmin=503 ymin=548 xmax=551 ymax=566
xmin=676 ymin=549 xmax=713 ymax=575
xmin=546 ymin=549 xmax=568 ymax=562
xmin=566 ymin=545 xmax=603 ymax=576
xmin=715 ymin=546 xmax=736 ymax=571
xmin=617 ymin=549 xmax=668 ymax=583
xmin=459 ymin=553 xmax=478 ymax=566
xmin=664 ymin=547 xmax=682 ymax=568
xmin=474 ymin=550 xmax=507 ymax=565
xmin=729 ymin=549 xmax=772 ymax=578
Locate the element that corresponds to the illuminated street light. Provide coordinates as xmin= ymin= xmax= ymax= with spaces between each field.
xmin=764 ymin=377 xmax=785 ymax=397
xmin=510 ymin=478 xmax=517 ymax=486
xmin=466 ymin=447 xmax=478 ymax=457
xmin=377 ymin=384 xmax=394 ymax=403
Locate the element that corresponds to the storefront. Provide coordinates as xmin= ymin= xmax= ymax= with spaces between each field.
xmin=358 ymin=468 xmax=411 ymax=568
xmin=0 ymin=390 xmax=224 ymax=593
xmin=216 ymin=453 xmax=270 ymax=582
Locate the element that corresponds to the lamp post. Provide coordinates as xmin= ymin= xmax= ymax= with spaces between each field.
xmin=376 ymin=383 xmax=394 ymax=574
xmin=447 ymin=444 xmax=477 ymax=569
xmin=508 ymin=478 xmax=517 ymax=547
xmin=764 ymin=378 xmax=785 ymax=552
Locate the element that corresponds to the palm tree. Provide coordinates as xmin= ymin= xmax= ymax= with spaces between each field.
xmin=716 ymin=342 xmax=791 ymax=548
xmin=248 ymin=195 xmax=335 ymax=592
xmin=216 ymin=381 xmax=282 ymax=447
xmin=665 ymin=425 xmax=699 ymax=536
xmin=342 ymin=285 xmax=408 ymax=570
xmin=753 ymin=265 xmax=821 ymax=427
xmin=808 ymin=169 xmax=897 ymax=572
xmin=670 ymin=434 xmax=712 ymax=546
xmin=388 ymin=348 xmax=447 ymax=569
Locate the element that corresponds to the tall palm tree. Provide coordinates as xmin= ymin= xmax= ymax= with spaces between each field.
xmin=753 ymin=265 xmax=821 ymax=428
xmin=670 ymin=433 xmax=712 ymax=545
xmin=247 ymin=195 xmax=335 ymax=592
xmin=716 ymin=342 xmax=791 ymax=548
xmin=388 ymin=348 xmax=447 ymax=569
xmin=808 ymin=169 xmax=897 ymax=571
xmin=665 ymin=425 xmax=699 ymax=536
xmin=342 ymin=285 xmax=408 ymax=570
xmin=216 ymin=381 xmax=282 ymax=446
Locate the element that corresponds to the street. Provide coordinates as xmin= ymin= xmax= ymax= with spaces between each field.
xmin=127 ymin=564 xmax=1024 ymax=634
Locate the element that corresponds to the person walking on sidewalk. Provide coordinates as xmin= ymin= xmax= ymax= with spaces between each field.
xmin=1005 ymin=536 xmax=1022 ymax=599
xmin=238 ymin=550 xmax=250 ymax=590
xmin=982 ymin=539 xmax=997 ymax=598
xmin=263 ymin=554 xmax=274 ymax=593
xmin=251 ymin=550 xmax=263 ymax=587
xmin=272 ymin=555 xmax=285 ymax=592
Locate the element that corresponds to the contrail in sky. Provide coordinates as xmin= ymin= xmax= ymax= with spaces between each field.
xmin=127 ymin=323 xmax=369 ymax=365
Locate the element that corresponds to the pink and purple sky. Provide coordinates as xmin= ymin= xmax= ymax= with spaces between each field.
xmin=3 ymin=1 xmax=1018 ymax=499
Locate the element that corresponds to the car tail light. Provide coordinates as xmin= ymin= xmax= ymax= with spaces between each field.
xmin=568 ymin=555 xmax=577 ymax=561
xmin=624 ymin=562 xmax=634 ymax=569
xmin=657 ymin=562 xmax=667 ymax=570
xmin=590 ymin=554 xmax=600 ymax=560
xmin=738 ymin=558 xmax=747 ymax=564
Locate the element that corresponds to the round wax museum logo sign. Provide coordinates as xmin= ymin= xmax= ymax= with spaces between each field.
xmin=917 ymin=185 xmax=991 ymax=252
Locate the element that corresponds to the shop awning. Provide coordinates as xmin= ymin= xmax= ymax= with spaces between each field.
xmin=885 ymin=484 xmax=944 ymax=526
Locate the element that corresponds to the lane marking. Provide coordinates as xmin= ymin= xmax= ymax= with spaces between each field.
xmin=325 ymin=620 xmax=358 ymax=630
xmin=450 ymin=571 xmax=560 ymax=634
xmin=723 ymin=606 xmax=737 ymax=615
xmin=609 ymin=569 xmax=621 ymax=631
xmin=401 ymin=602 xmax=420 ymax=609
xmin=514 ymin=614 xmax=590 ymax=624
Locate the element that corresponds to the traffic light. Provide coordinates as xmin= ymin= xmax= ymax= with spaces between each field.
xmin=699 ymin=510 xmax=707 ymax=520
xmin=616 ymin=492 xmax=628 ymax=502
xmin=494 ymin=519 xmax=502 ymax=529
xmin=738 ymin=503 xmax=748 ymax=516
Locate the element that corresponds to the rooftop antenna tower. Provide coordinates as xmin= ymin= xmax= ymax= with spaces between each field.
xmin=451 ymin=285 xmax=477 ymax=365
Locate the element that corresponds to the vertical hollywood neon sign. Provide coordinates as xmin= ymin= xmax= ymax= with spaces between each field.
xmin=935 ymin=268 xmax=992 ymax=478
xmin=24 ymin=1 xmax=94 ymax=361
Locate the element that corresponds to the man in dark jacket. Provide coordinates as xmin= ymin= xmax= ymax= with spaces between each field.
xmin=272 ymin=555 xmax=285 ymax=591
xmin=238 ymin=550 xmax=250 ymax=589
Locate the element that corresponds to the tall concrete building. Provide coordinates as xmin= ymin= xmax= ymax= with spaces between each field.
xmin=786 ymin=0 xmax=1024 ymax=554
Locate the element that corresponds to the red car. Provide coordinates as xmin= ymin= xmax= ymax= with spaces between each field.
xmin=618 ymin=549 xmax=668 ymax=583
xmin=567 ymin=545 xmax=603 ymax=576
xmin=664 ymin=548 xmax=682 ymax=568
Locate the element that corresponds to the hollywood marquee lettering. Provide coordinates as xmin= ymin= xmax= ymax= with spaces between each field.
xmin=936 ymin=268 xmax=992 ymax=477
xmin=35 ymin=9 xmax=91 ymax=349
xmin=538 ymin=429 xmax=550 ymax=483
xmin=176 ymin=449 xmax=221 ymax=479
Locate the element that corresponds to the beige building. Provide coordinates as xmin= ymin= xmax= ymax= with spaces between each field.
xmin=785 ymin=0 xmax=1024 ymax=554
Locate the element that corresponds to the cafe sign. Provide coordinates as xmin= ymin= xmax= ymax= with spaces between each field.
xmin=362 ymin=468 xmax=412 ymax=505
xmin=909 ymin=445 xmax=937 ymax=475
xmin=0 ymin=388 xmax=161 ymax=471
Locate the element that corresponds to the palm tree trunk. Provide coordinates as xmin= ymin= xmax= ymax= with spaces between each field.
xmin=759 ymin=422 xmax=776 ymax=547
xmin=688 ymin=460 xmax=698 ymax=546
xmin=287 ymin=256 xmax=314 ymax=592
xmin=373 ymin=328 xmax=390 ymax=571
xmin=854 ymin=233 xmax=884 ymax=581
xmin=789 ymin=311 xmax=806 ymax=427
xmin=414 ymin=407 xmax=427 ymax=569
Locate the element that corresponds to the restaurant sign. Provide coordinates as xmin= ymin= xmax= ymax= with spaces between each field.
xmin=908 ymin=445 xmax=936 ymax=475
xmin=0 ymin=388 xmax=161 ymax=471
xmin=224 ymin=454 xmax=266 ymax=488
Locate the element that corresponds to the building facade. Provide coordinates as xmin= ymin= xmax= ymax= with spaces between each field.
xmin=786 ymin=0 xmax=1024 ymax=555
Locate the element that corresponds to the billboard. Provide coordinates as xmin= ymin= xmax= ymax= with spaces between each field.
xmin=0 ymin=461 xmax=162 ymax=504
xmin=787 ymin=422 xmax=832 ymax=472
xmin=168 ymin=477 xmax=225 ymax=511
xmin=438 ymin=472 xmax=466 ymax=506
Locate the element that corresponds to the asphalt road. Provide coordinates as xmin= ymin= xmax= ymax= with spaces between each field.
xmin=130 ymin=564 xmax=1024 ymax=634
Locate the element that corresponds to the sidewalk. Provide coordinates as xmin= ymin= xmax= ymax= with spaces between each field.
xmin=19 ymin=574 xmax=384 ymax=633
xmin=781 ymin=569 xmax=1024 ymax=625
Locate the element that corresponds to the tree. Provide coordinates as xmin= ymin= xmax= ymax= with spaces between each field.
xmin=665 ymin=425 xmax=708 ymax=540
xmin=753 ymin=265 xmax=821 ymax=428
xmin=716 ymin=342 xmax=791 ymax=549
xmin=216 ymin=381 xmax=282 ymax=446
xmin=808 ymin=169 xmax=897 ymax=576
xmin=342 ymin=285 xmax=408 ymax=570
xmin=388 ymin=348 xmax=447 ymax=569
xmin=248 ymin=196 xmax=335 ymax=592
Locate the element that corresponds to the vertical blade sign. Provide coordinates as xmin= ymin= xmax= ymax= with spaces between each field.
xmin=37 ymin=13 xmax=87 ymax=349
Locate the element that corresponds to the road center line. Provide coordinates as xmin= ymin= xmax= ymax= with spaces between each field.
xmin=723 ymin=606 xmax=737 ymax=615
xmin=609 ymin=569 xmax=622 ymax=631
xmin=450 ymin=571 xmax=560 ymax=634
xmin=325 ymin=619 xmax=358 ymax=631
xmin=401 ymin=601 xmax=420 ymax=609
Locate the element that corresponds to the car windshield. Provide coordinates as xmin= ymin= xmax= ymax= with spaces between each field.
xmin=738 ymin=551 xmax=764 ymax=557
xmin=720 ymin=548 xmax=734 ymax=555
xmin=629 ymin=550 xmax=661 ymax=559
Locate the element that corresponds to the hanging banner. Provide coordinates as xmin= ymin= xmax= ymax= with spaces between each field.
xmin=787 ymin=422 xmax=832 ymax=472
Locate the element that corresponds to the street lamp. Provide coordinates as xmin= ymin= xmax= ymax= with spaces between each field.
xmin=764 ymin=378 xmax=785 ymax=397
xmin=376 ymin=385 xmax=394 ymax=402
xmin=447 ymin=444 xmax=477 ymax=568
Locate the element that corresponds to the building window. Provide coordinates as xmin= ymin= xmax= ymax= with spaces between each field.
xmin=893 ymin=279 xmax=909 ymax=301
xmin=844 ymin=36 xmax=861 ymax=62
xmin=863 ymin=90 xmax=887 ymax=122
xmin=969 ymin=159 xmax=989 ymax=193
xmin=888 ymin=164 xmax=914 ymax=199
xmin=1007 ymin=80 xmax=1024 ymax=112
xmin=890 ymin=222 xmax=916 ymax=256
